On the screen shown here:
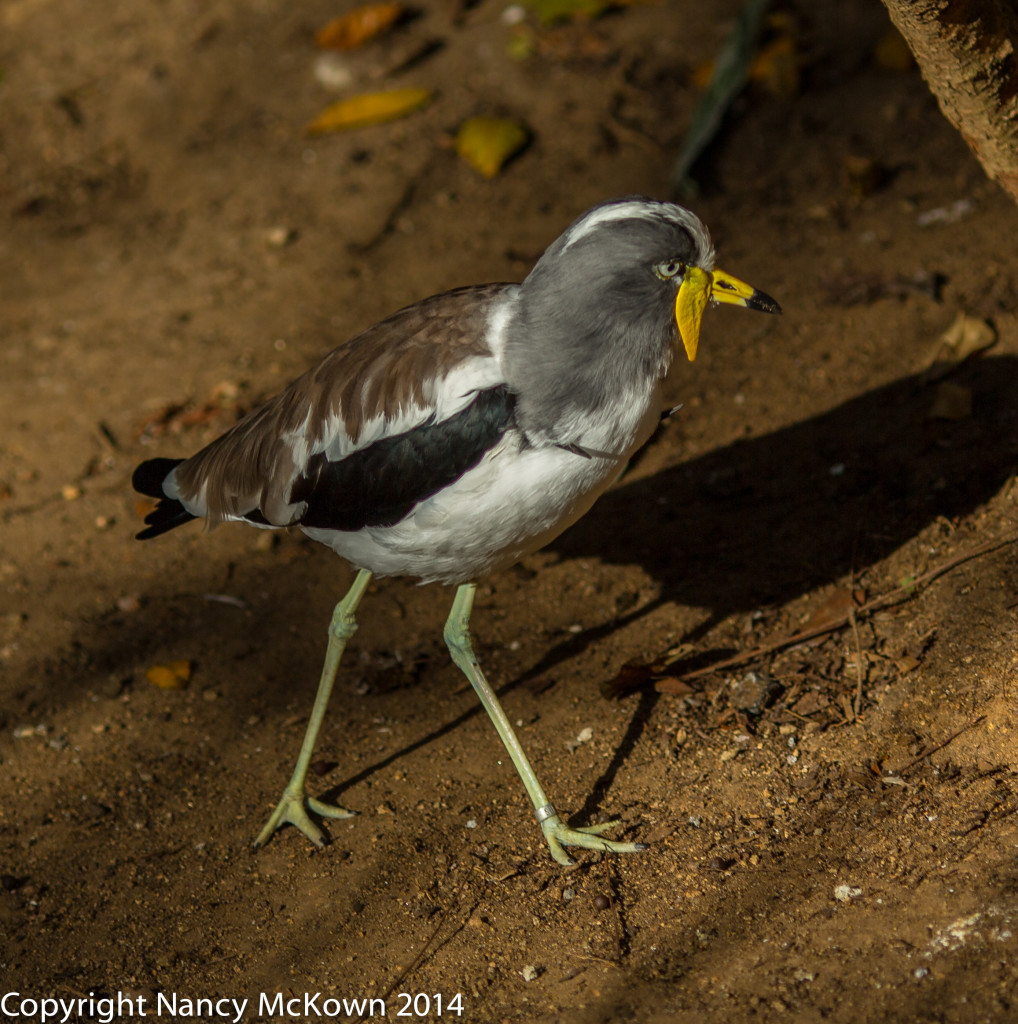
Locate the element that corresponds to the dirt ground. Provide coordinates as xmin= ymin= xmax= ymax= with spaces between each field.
xmin=3 ymin=0 xmax=1018 ymax=1021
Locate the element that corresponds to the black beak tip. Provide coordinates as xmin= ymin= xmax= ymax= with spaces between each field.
xmin=750 ymin=289 xmax=782 ymax=315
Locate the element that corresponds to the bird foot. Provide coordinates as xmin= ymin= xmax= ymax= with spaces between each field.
xmin=253 ymin=785 xmax=356 ymax=849
xmin=539 ymin=812 xmax=648 ymax=866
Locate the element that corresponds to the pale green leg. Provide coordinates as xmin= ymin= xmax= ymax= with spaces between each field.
xmin=254 ymin=568 xmax=373 ymax=849
xmin=443 ymin=583 xmax=647 ymax=866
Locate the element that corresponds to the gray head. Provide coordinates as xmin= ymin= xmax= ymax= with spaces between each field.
xmin=502 ymin=198 xmax=719 ymax=439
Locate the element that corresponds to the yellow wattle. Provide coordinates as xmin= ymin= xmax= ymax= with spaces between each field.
xmin=675 ymin=266 xmax=713 ymax=361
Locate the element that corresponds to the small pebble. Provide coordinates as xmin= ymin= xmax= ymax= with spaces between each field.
xmin=566 ymin=726 xmax=593 ymax=751
xmin=561 ymin=887 xmax=576 ymax=902
xmin=520 ymin=965 xmax=539 ymax=982
xmin=592 ymin=894 xmax=610 ymax=911
xmin=264 ymin=226 xmax=298 ymax=248
xmin=312 ymin=53 xmax=355 ymax=90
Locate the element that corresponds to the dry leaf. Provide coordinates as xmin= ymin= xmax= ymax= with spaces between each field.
xmin=315 ymin=3 xmax=404 ymax=49
xmin=146 ymin=660 xmax=193 ymax=690
xmin=135 ymin=380 xmax=249 ymax=441
xmin=654 ymin=677 xmax=696 ymax=697
xmin=893 ymin=655 xmax=921 ymax=675
xmin=801 ymin=586 xmax=864 ymax=635
xmin=455 ymin=117 xmax=528 ymax=178
xmin=306 ymin=87 xmax=432 ymax=134
xmin=925 ymin=312 xmax=997 ymax=373
xmin=791 ymin=691 xmax=828 ymax=716
xmin=600 ymin=659 xmax=654 ymax=699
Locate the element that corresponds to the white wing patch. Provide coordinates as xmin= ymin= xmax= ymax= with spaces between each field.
xmin=485 ymin=290 xmax=519 ymax=365
xmin=293 ymin=354 xmax=507 ymax=468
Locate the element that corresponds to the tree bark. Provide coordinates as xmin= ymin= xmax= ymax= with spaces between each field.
xmin=881 ymin=0 xmax=1018 ymax=203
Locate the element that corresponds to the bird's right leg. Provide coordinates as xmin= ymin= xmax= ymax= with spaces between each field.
xmin=443 ymin=583 xmax=646 ymax=865
xmin=254 ymin=568 xmax=372 ymax=849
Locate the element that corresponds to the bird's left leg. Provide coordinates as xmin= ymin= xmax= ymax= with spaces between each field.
xmin=254 ymin=568 xmax=372 ymax=849
xmin=443 ymin=583 xmax=647 ymax=866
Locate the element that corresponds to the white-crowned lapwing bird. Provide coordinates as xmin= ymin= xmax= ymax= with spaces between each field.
xmin=133 ymin=197 xmax=780 ymax=864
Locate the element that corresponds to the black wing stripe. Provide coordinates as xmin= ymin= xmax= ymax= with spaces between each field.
xmin=291 ymin=385 xmax=516 ymax=532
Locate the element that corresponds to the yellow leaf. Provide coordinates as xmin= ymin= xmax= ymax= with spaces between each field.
xmin=455 ymin=117 xmax=529 ymax=178
xmin=146 ymin=660 xmax=193 ymax=690
xmin=315 ymin=3 xmax=404 ymax=50
xmin=306 ymin=88 xmax=432 ymax=134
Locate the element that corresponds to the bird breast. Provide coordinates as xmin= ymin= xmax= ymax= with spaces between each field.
xmin=305 ymin=383 xmax=662 ymax=584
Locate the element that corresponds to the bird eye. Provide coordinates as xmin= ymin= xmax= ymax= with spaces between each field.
xmin=654 ymin=260 xmax=685 ymax=281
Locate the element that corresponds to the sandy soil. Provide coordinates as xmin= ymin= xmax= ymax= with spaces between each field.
xmin=3 ymin=0 xmax=1018 ymax=1021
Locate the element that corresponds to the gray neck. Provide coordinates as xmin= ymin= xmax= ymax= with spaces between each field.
xmin=502 ymin=254 xmax=676 ymax=444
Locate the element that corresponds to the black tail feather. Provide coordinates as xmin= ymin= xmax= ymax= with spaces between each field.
xmin=136 ymin=500 xmax=198 ymax=540
xmin=132 ymin=457 xmax=197 ymax=539
xmin=132 ymin=457 xmax=184 ymax=498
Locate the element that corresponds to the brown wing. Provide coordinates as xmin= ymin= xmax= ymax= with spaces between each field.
xmin=169 ymin=283 xmax=511 ymax=527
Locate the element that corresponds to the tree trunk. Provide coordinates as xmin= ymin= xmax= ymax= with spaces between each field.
xmin=881 ymin=0 xmax=1018 ymax=203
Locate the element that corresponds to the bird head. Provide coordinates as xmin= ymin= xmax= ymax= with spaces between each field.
xmin=526 ymin=197 xmax=781 ymax=363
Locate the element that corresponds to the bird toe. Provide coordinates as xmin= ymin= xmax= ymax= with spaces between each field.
xmin=539 ymin=813 xmax=646 ymax=863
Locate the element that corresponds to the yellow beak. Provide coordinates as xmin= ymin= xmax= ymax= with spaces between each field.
xmin=676 ymin=266 xmax=782 ymax=361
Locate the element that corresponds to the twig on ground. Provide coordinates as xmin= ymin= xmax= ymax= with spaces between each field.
xmin=888 ymin=715 xmax=987 ymax=775
xmin=671 ymin=531 xmax=1018 ymax=683
xmin=848 ymin=604 xmax=865 ymax=721
xmin=600 ymin=856 xmax=624 ymax=961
